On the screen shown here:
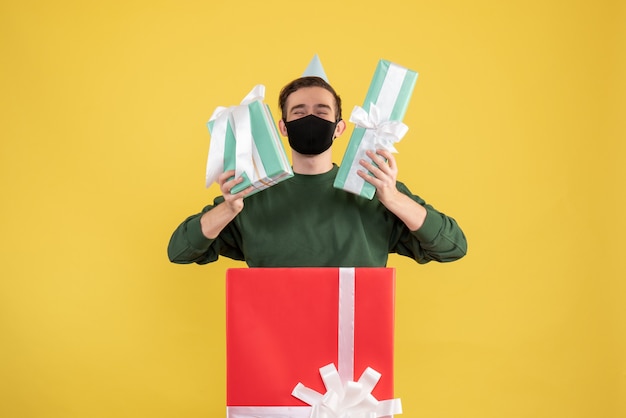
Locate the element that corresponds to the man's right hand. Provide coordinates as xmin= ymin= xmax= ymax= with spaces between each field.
xmin=218 ymin=170 xmax=253 ymax=214
xmin=200 ymin=170 xmax=253 ymax=239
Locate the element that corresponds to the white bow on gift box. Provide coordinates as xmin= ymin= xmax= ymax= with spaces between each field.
xmin=293 ymin=363 xmax=402 ymax=418
xmin=348 ymin=104 xmax=409 ymax=155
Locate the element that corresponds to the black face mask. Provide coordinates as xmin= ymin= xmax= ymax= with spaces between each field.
xmin=284 ymin=114 xmax=339 ymax=155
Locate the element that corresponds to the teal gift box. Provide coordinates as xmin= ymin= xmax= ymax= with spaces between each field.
xmin=334 ymin=60 xmax=418 ymax=199
xmin=206 ymin=85 xmax=293 ymax=197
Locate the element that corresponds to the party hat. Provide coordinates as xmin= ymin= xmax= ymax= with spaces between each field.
xmin=302 ymin=54 xmax=329 ymax=82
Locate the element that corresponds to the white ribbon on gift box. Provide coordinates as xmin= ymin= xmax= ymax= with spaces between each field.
xmin=205 ymin=85 xmax=268 ymax=189
xmin=226 ymin=268 xmax=402 ymax=418
xmin=342 ymin=62 xmax=411 ymax=196
xmin=205 ymin=105 xmax=231 ymax=187
xmin=231 ymin=85 xmax=269 ymax=186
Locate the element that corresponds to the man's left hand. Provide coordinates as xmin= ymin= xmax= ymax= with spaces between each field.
xmin=358 ymin=148 xmax=427 ymax=231
xmin=358 ymin=149 xmax=401 ymax=205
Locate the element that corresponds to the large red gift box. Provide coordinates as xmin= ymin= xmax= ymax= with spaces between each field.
xmin=226 ymin=267 xmax=398 ymax=417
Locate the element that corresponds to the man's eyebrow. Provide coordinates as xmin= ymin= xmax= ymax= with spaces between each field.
xmin=288 ymin=103 xmax=333 ymax=113
xmin=314 ymin=104 xmax=332 ymax=111
xmin=289 ymin=104 xmax=307 ymax=113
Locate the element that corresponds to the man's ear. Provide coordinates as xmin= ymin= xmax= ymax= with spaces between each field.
xmin=334 ymin=119 xmax=347 ymax=138
xmin=278 ymin=119 xmax=288 ymax=137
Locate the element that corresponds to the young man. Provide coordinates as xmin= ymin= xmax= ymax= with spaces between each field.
xmin=167 ymin=77 xmax=467 ymax=267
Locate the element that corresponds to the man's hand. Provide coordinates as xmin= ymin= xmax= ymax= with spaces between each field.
xmin=357 ymin=149 xmax=401 ymax=206
xmin=218 ymin=170 xmax=253 ymax=215
xmin=358 ymin=149 xmax=427 ymax=231
xmin=200 ymin=170 xmax=253 ymax=239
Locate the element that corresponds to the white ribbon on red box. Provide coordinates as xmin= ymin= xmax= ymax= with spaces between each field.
xmin=291 ymin=268 xmax=402 ymax=418
xmin=226 ymin=268 xmax=402 ymax=418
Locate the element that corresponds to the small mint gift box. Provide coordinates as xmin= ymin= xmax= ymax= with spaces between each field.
xmin=206 ymin=85 xmax=293 ymax=196
xmin=334 ymin=60 xmax=418 ymax=199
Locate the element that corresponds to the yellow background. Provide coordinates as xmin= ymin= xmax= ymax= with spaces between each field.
xmin=1 ymin=0 xmax=624 ymax=417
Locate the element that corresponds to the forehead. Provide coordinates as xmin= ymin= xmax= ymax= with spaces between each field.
xmin=285 ymin=86 xmax=335 ymax=109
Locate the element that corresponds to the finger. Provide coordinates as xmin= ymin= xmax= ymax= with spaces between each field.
xmin=365 ymin=149 xmax=382 ymax=162
xmin=369 ymin=149 xmax=391 ymax=166
xmin=357 ymin=169 xmax=382 ymax=186
xmin=239 ymin=185 xmax=255 ymax=196
xmin=218 ymin=170 xmax=237 ymax=184
xmin=221 ymin=177 xmax=247 ymax=198
xmin=371 ymin=149 xmax=399 ymax=178
xmin=376 ymin=148 xmax=394 ymax=162
xmin=223 ymin=176 xmax=243 ymax=190
xmin=379 ymin=150 xmax=397 ymax=171
xmin=229 ymin=182 xmax=252 ymax=197
xmin=359 ymin=157 xmax=379 ymax=176
xmin=364 ymin=151 xmax=390 ymax=176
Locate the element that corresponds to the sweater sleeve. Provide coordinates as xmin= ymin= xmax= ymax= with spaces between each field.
xmin=167 ymin=202 xmax=246 ymax=265
xmin=392 ymin=183 xmax=468 ymax=263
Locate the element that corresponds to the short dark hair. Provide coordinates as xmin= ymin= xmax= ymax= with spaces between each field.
xmin=278 ymin=76 xmax=342 ymax=121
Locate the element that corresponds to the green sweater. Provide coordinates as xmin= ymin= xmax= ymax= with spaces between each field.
xmin=167 ymin=165 xmax=467 ymax=267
